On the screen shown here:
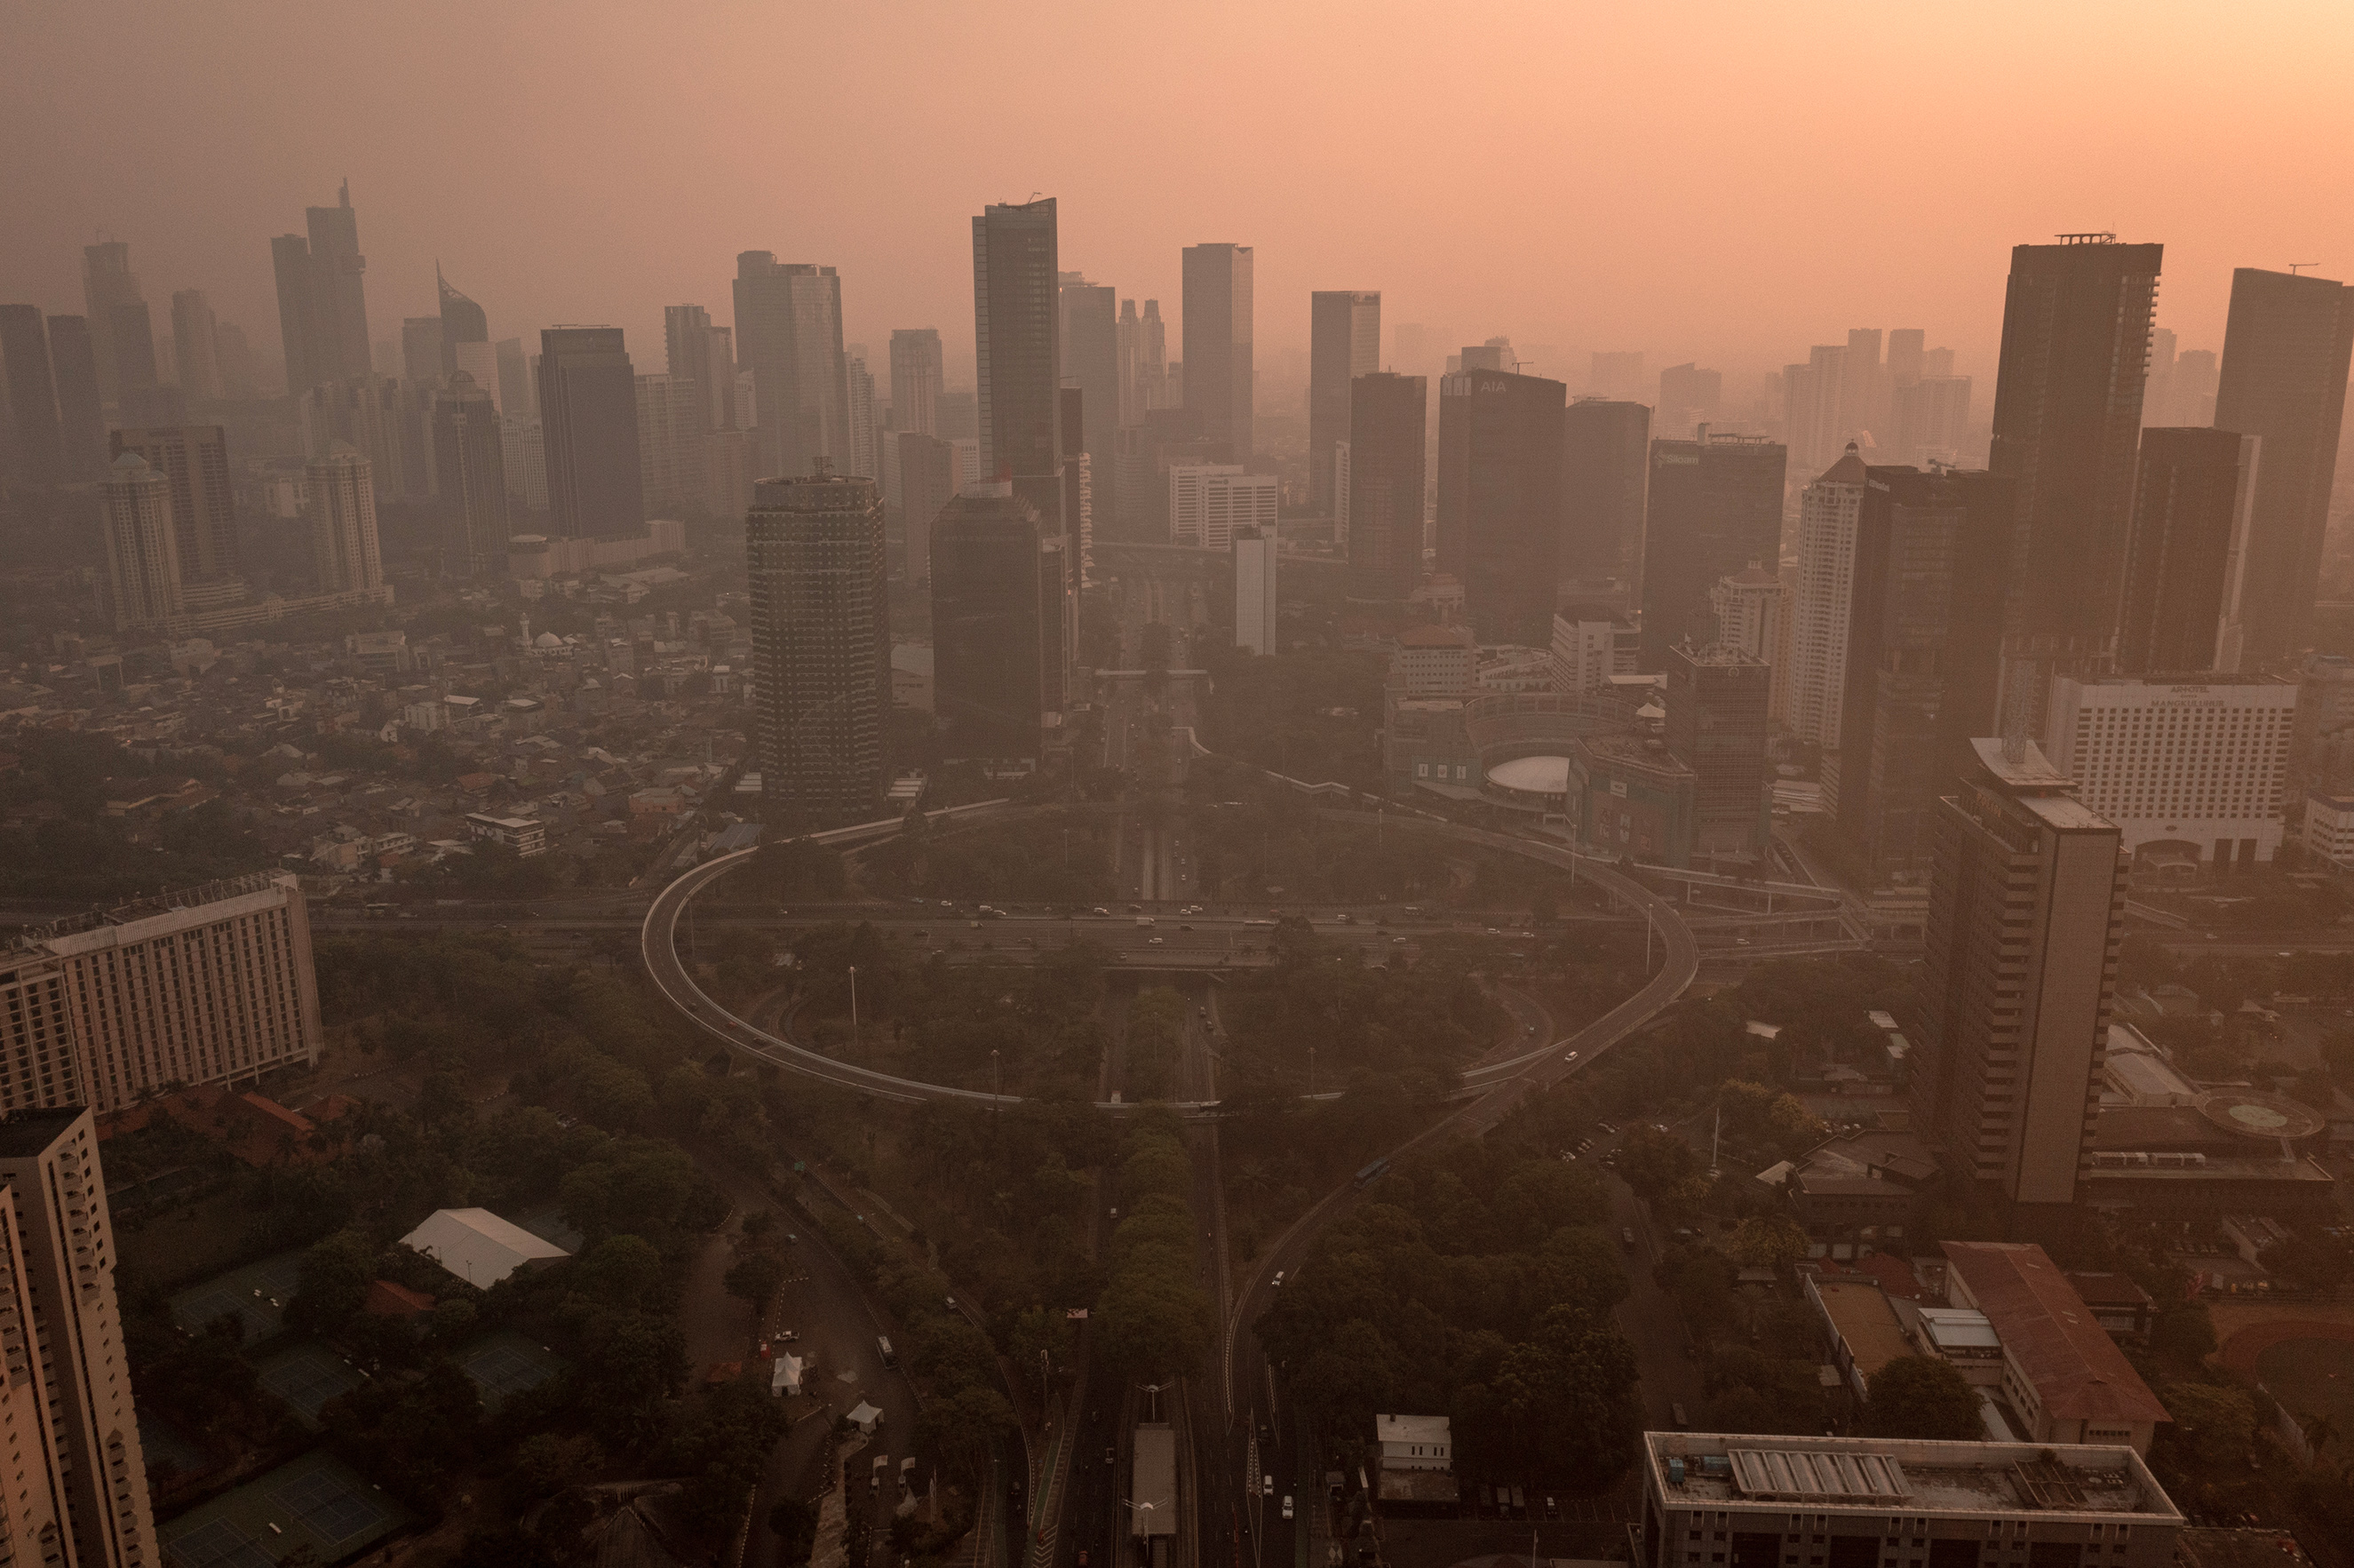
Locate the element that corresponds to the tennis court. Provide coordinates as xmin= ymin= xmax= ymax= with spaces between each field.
xmin=166 ymin=1251 xmax=305 ymax=1343
xmin=253 ymin=1341 xmax=362 ymax=1429
xmin=161 ymin=1451 xmax=414 ymax=1567
xmin=458 ymin=1329 xmax=564 ymax=1405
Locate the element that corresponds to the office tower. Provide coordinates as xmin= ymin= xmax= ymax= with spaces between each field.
xmin=109 ymin=425 xmax=239 ymax=586
xmin=1559 ymin=399 xmax=1651 ymax=592
xmin=2115 ymin=428 xmax=2260 ymax=673
xmin=2143 ymin=326 xmax=2178 ymax=427
xmin=1435 ymin=367 xmax=1569 ymax=643
xmin=495 ymin=338 xmax=532 ymax=419
xmin=1842 ymin=327 xmax=1886 ymax=435
xmin=1308 ymin=291 xmax=1381 ymax=516
xmin=898 ymin=432 xmax=955 ymax=584
xmin=973 ymin=201 xmax=1063 ymax=526
xmin=501 ymin=414 xmax=549 ymax=513
xmin=45 ymin=316 xmax=105 ymax=480
xmin=434 ymin=373 xmax=508 ymax=572
xmin=402 ymin=315 xmax=446 ymax=386
xmin=2042 ymin=673 xmax=2296 ymax=873
xmin=80 ymin=242 xmax=141 ymax=402
xmin=169 ymin=290 xmax=219 ymax=402
xmin=1787 ymin=444 xmax=1868 ymax=748
xmin=702 ymin=426 xmax=755 ymax=521
xmin=1589 ymin=351 xmax=1644 ymax=402
xmin=932 ymin=487 xmax=1052 ymax=765
xmin=270 ymin=233 xmax=322 ymax=393
xmin=845 ymin=350 xmax=878 ymax=481
xmin=664 ymin=305 xmax=732 ymax=433
xmin=537 ymin=326 xmax=644 ymax=539
xmin=1915 ymin=737 xmax=2124 ymax=1214
xmin=1710 ymin=564 xmax=1789 ymax=722
xmin=1832 ymin=466 xmax=2017 ymax=880
xmin=1058 ymin=385 xmax=1093 ymax=569
xmin=1170 ymin=465 xmax=1276 ymax=552
xmin=1550 ymin=609 xmax=1641 ymax=696
xmin=1116 ymin=300 xmax=1146 ymax=426
xmin=1664 ymin=644 xmax=1771 ymax=856
xmin=888 ymin=328 xmax=943 ymax=438
xmin=747 ymin=468 xmax=888 ymax=827
xmin=99 ymin=453 xmax=181 ymax=631
xmin=1986 ymin=235 xmax=2163 ymax=730
xmin=1655 ymin=362 xmax=1721 ymax=437
xmin=307 ymin=442 xmax=384 ymax=594
xmin=0 ymin=306 xmax=64 ymax=484
xmin=2212 ymin=267 xmax=2354 ymax=665
xmin=1062 ymin=272 xmax=1119 ymax=472
xmin=309 ymin=182 xmax=372 ymax=387
xmin=213 ymin=321 xmax=257 ymax=398
xmin=2171 ymin=347 xmax=2218 ymax=425
xmin=1886 ymin=328 xmax=1926 ymax=390
xmin=1460 ymin=338 xmax=1517 ymax=373
xmin=385 ymin=378 xmax=436 ymax=502
xmin=107 ymin=299 xmax=160 ymax=397
xmin=1639 ymin=431 xmax=1787 ymax=670
xmin=734 ymin=253 xmax=848 ymax=476
xmin=1890 ymin=376 xmax=1973 ymax=466
xmin=1781 ymin=342 xmax=1849 ymax=475
xmin=635 ymin=372 xmax=703 ymax=516
xmin=1235 ymin=525 xmax=1278 ymax=655
xmin=0 ymin=1108 xmax=160 ymax=1566
xmin=1141 ymin=299 xmax=1169 ymax=410
xmin=1039 ymin=525 xmax=1075 ymax=714
xmin=1347 ymin=371 xmax=1428 ymax=601
xmin=451 ymin=341 xmax=500 ymax=413
xmin=1182 ymin=243 xmax=1253 ymax=465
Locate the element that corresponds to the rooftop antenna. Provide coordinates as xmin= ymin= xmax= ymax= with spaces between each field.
xmin=2290 ymin=262 xmax=2321 ymax=275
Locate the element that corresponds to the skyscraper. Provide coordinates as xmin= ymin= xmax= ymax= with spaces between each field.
xmin=1435 ymin=366 xmax=1569 ymax=643
xmin=170 ymin=289 xmax=219 ymax=402
xmin=897 ymin=432 xmax=956 ymax=585
xmin=402 ymin=315 xmax=446 ymax=386
xmin=974 ymin=200 xmax=1062 ymax=522
xmin=888 ymin=328 xmax=943 ymax=438
xmin=1347 ymin=371 xmax=1428 ymax=601
xmin=307 ymin=442 xmax=385 ymax=595
xmin=537 ymin=327 xmax=645 ymax=540
xmin=1639 ymin=432 xmax=1787 ymax=670
xmin=269 ymin=233 xmax=322 ymax=393
xmin=844 ymin=350 xmax=878 ymax=481
xmin=437 ymin=264 xmax=488 ymax=376
xmin=1655 ymin=362 xmax=1721 ymax=438
xmin=0 ymin=306 xmax=64 ymax=484
xmin=1182 ymin=243 xmax=1253 ymax=465
xmin=747 ymin=468 xmax=889 ymax=828
xmin=107 ymin=298 xmax=159 ymax=398
xmin=109 ymin=425 xmax=239 ymax=586
xmin=1842 ymin=327 xmax=1886 ymax=436
xmin=635 ymin=371 xmax=704 ymax=516
xmin=1782 ymin=342 xmax=1849 ymax=476
xmin=99 ymin=452 xmax=181 ymax=631
xmin=664 ymin=304 xmax=736 ymax=432
xmin=306 ymin=181 xmax=371 ymax=388
xmin=1987 ymin=235 xmax=2163 ymax=729
xmin=213 ymin=320 xmax=258 ymax=399
xmin=1559 ymin=398 xmax=1651 ymax=593
xmin=1889 ymin=376 xmax=1973 ymax=466
xmin=734 ymin=253 xmax=848 ymax=478
xmin=1061 ymin=274 xmax=1119 ymax=487
xmin=79 ymin=241 xmax=140 ymax=402
xmin=2211 ymin=267 xmax=2354 ymax=665
xmin=933 ymin=486 xmax=1051 ymax=765
xmin=1788 ymin=444 xmax=1869 ymax=749
xmin=1308 ymin=291 xmax=1381 ymax=516
xmin=496 ymin=337 xmax=532 ymax=419
xmin=2116 ymin=427 xmax=2260 ymax=674
xmin=1235 ymin=525 xmax=1278 ymax=655
xmin=1665 ymin=643 xmax=1772 ymax=856
xmin=1915 ymin=737 xmax=2124 ymax=1216
xmin=45 ymin=316 xmax=105 ymax=480
xmin=433 ymin=372 xmax=508 ymax=573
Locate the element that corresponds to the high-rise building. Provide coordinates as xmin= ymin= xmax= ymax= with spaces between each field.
xmin=1986 ymin=235 xmax=2163 ymax=731
xmin=99 ymin=452 xmax=180 ymax=631
xmin=1664 ymin=643 xmax=1772 ymax=856
xmin=1889 ymin=376 xmax=1973 ymax=466
xmin=401 ymin=315 xmax=446 ymax=386
xmin=1788 ymin=444 xmax=1869 ymax=749
xmin=1182 ymin=243 xmax=1253 ymax=466
xmin=437 ymin=264 xmax=488 ymax=378
xmin=1058 ymin=386 xmax=1093 ymax=587
xmin=212 ymin=320 xmax=257 ymax=399
xmin=307 ymin=182 xmax=370 ymax=378
xmin=1559 ymin=398 xmax=1650 ymax=593
xmin=107 ymin=298 xmax=160 ymax=399
xmin=109 ymin=425 xmax=239 ymax=586
xmin=2211 ymin=267 xmax=2354 ymax=665
xmin=888 ymin=328 xmax=943 ymax=438
xmin=0 ymin=306 xmax=64 ymax=484
xmin=1061 ymin=275 xmax=1119 ymax=505
xmin=844 ymin=350 xmax=879 ymax=482
xmin=170 ymin=289 xmax=219 ymax=402
xmin=433 ymin=373 xmax=508 ymax=573
xmin=974 ymin=201 xmax=1062 ymax=524
xmin=1710 ymin=563 xmax=1790 ymax=723
xmin=270 ymin=233 xmax=323 ymax=394
xmin=664 ymin=305 xmax=736 ymax=433
xmin=2170 ymin=347 xmax=2218 ymax=426
xmin=634 ymin=371 xmax=704 ymax=516
xmin=2116 ymin=427 xmax=2260 ymax=674
xmin=1346 ymin=371 xmax=1428 ymax=601
xmin=1655 ymin=362 xmax=1721 ymax=438
xmin=1842 ymin=327 xmax=1886 ymax=436
xmin=537 ymin=326 xmax=644 ymax=540
xmin=501 ymin=414 xmax=549 ymax=513
xmin=700 ymin=426 xmax=754 ymax=522
xmin=1589 ymin=351 xmax=1644 ymax=402
xmin=1550 ymin=609 xmax=1640 ymax=697
xmin=1170 ymin=465 xmax=1276 ymax=552
xmin=1640 ymin=432 xmax=1787 ymax=670
xmin=1782 ymin=342 xmax=1849 ymax=476
xmin=932 ymin=486 xmax=1052 ymax=767
xmin=733 ymin=252 xmax=848 ymax=477
xmin=1119 ymin=298 xmax=1170 ymax=417
xmin=1308 ymin=291 xmax=1380 ymax=516
xmin=1886 ymin=328 xmax=1926 ymax=391
xmin=2143 ymin=325 xmax=2179 ymax=428
xmin=80 ymin=241 xmax=142 ymax=402
xmin=307 ymin=442 xmax=385 ymax=595
xmin=1915 ymin=737 xmax=2124 ymax=1213
xmin=2041 ymin=673 xmax=2296 ymax=873
xmin=1435 ymin=366 xmax=1568 ymax=644
xmin=452 ymin=340 xmax=500 ymax=414
xmin=1234 ymin=525 xmax=1277 ymax=656
xmin=746 ymin=467 xmax=889 ymax=829
xmin=495 ymin=337 xmax=532 ymax=420
xmin=897 ymin=432 xmax=956 ymax=585
xmin=46 ymin=316 xmax=106 ymax=480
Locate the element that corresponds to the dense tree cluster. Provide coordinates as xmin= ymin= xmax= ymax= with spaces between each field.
xmin=859 ymin=807 xmax=1117 ymax=903
xmin=0 ymin=730 xmax=271 ymax=898
xmin=1094 ymin=1115 xmax=1217 ymax=1381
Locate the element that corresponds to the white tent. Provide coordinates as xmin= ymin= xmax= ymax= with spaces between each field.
xmin=398 ymin=1207 xmax=571 ymax=1286
xmin=847 ymin=1400 xmax=883 ymax=1434
xmin=772 ymin=1354 xmax=805 ymax=1397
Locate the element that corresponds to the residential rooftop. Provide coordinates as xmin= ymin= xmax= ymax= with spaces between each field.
xmin=1643 ymin=1433 xmax=2181 ymax=1521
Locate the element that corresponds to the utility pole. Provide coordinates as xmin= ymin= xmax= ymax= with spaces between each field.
xmin=847 ymin=966 xmax=859 ymax=1051
xmin=1644 ymin=906 xmax=1655 ymax=974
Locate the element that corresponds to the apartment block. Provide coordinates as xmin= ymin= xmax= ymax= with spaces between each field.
xmin=1169 ymin=465 xmax=1276 ymax=551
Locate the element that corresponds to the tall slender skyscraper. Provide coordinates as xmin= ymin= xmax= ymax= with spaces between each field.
xmin=1986 ymin=235 xmax=2162 ymax=729
xmin=733 ymin=254 xmax=848 ymax=477
xmin=45 ymin=316 xmax=105 ymax=480
xmin=1308 ymin=291 xmax=1381 ymax=516
xmin=170 ymin=289 xmax=220 ymax=402
xmin=747 ymin=468 xmax=889 ymax=829
xmin=1234 ymin=525 xmax=1277 ymax=656
xmin=1347 ymin=372 xmax=1428 ymax=601
xmin=2212 ymin=267 xmax=2354 ymax=665
xmin=107 ymin=299 xmax=159 ymax=398
xmin=306 ymin=181 xmax=371 ymax=389
xmin=270 ymin=233 xmax=322 ymax=393
xmin=896 ymin=432 xmax=955 ymax=584
xmin=1640 ymin=432 xmax=1787 ymax=670
xmin=1788 ymin=444 xmax=1870 ymax=750
xmin=1182 ymin=243 xmax=1253 ymax=466
xmin=2115 ymin=427 xmax=2260 ymax=674
xmin=402 ymin=316 xmax=446 ymax=386
xmin=306 ymin=442 xmax=385 ymax=595
xmin=1435 ymin=366 xmax=1569 ymax=643
xmin=433 ymin=372 xmax=509 ymax=573
xmin=933 ymin=486 xmax=1050 ymax=765
xmin=1060 ymin=274 xmax=1119 ymax=478
xmin=0 ymin=306 xmax=64 ymax=484
xmin=663 ymin=305 xmax=735 ymax=432
xmin=974 ymin=200 xmax=1062 ymax=522
xmin=496 ymin=336 xmax=533 ymax=419
xmin=537 ymin=326 xmax=644 ymax=540
xmin=109 ymin=426 xmax=239 ymax=586
xmin=888 ymin=328 xmax=943 ymax=438
xmin=1559 ymin=399 xmax=1651 ymax=593
xmin=437 ymin=265 xmax=488 ymax=376
xmin=80 ymin=242 xmax=140 ymax=402
xmin=99 ymin=452 xmax=181 ymax=631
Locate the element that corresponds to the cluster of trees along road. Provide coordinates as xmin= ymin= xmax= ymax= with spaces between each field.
xmin=1095 ymin=1114 xmax=1218 ymax=1381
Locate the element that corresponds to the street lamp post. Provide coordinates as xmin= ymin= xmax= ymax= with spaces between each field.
xmin=848 ymin=966 xmax=859 ymax=1051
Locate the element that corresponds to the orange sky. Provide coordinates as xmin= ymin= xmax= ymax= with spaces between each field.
xmin=7 ymin=0 xmax=2352 ymax=400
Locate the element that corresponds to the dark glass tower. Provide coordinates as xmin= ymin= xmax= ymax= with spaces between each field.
xmin=2116 ymin=427 xmax=2258 ymax=674
xmin=1308 ymin=291 xmax=1380 ymax=515
xmin=536 ymin=327 xmax=644 ymax=540
xmin=974 ymin=200 xmax=1062 ymax=525
xmin=1346 ymin=372 xmax=1427 ymax=601
xmin=1639 ymin=432 xmax=1786 ymax=669
xmin=1181 ymin=243 xmax=1253 ymax=466
xmin=932 ymin=488 xmax=1049 ymax=765
xmin=1435 ymin=366 xmax=1568 ymax=643
xmin=1560 ymin=398 xmax=1651 ymax=594
xmin=0 ymin=306 xmax=64 ymax=484
xmin=438 ymin=265 xmax=489 ymax=377
xmin=733 ymin=252 xmax=848 ymax=479
xmin=44 ymin=316 xmax=105 ymax=480
xmin=433 ymin=371 xmax=509 ymax=575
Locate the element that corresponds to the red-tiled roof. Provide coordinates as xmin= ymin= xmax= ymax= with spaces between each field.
xmin=1856 ymin=1251 xmax=1925 ymax=1301
xmin=1941 ymin=1241 xmax=2170 ymax=1427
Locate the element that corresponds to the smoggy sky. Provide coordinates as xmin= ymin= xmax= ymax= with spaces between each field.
xmin=7 ymin=0 xmax=2353 ymax=400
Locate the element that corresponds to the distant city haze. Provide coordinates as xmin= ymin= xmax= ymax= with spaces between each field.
xmin=7 ymin=1 xmax=2354 ymax=394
